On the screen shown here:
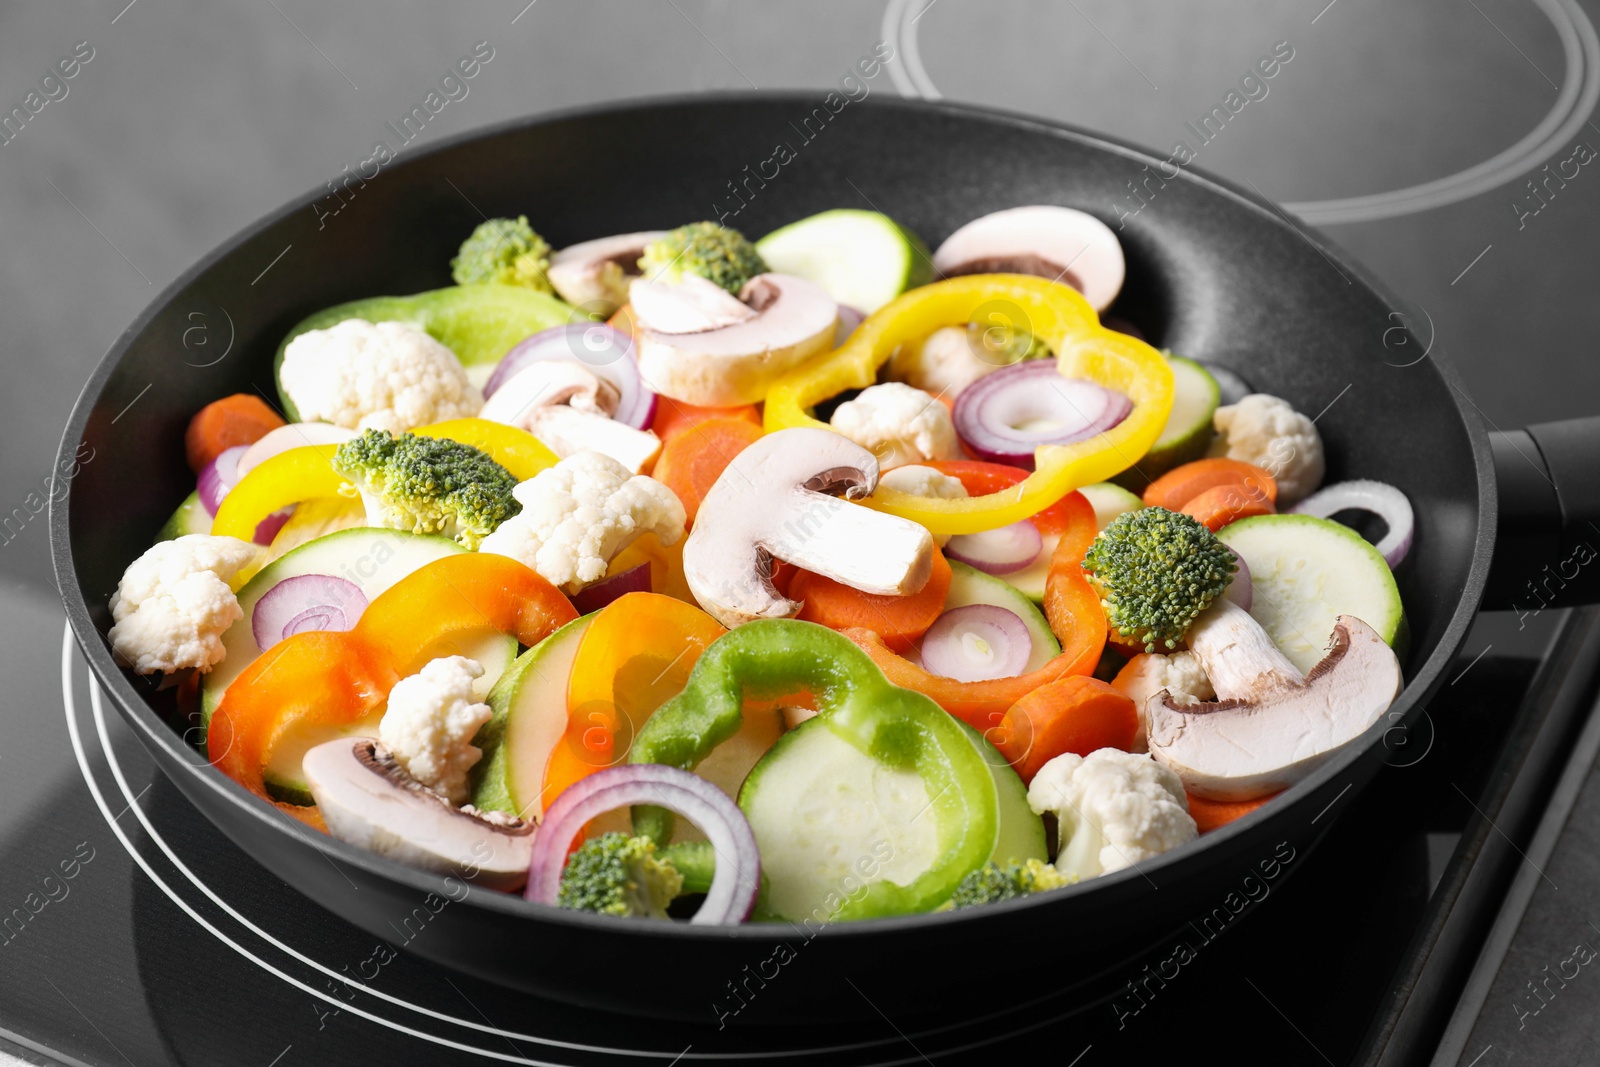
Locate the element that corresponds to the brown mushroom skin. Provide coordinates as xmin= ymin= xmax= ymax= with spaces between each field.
xmin=304 ymin=740 xmax=535 ymax=890
xmin=683 ymin=427 xmax=935 ymax=628
xmin=1146 ymin=611 xmax=1403 ymax=802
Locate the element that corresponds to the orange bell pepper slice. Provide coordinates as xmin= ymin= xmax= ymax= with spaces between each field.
xmin=542 ymin=593 xmax=725 ymax=805
xmin=208 ymin=553 xmax=576 ymax=807
xmin=841 ymin=490 xmax=1106 ymax=730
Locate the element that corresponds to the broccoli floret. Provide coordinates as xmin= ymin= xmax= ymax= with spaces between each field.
xmin=451 ymin=215 xmax=553 ymax=292
xmin=332 ymin=430 xmax=520 ymax=550
xmin=558 ymin=832 xmax=685 ymax=918
xmin=939 ymin=859 xmax=1074 ymax=911
xmin=1080 ymin=506 xmax=1237 ymax=653
xmin=638 ymin=222 xmax=767 ymax=294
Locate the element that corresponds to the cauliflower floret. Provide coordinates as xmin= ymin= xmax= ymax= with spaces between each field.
xmin=378 ymin=656 xmax=493 ymax=805
xmin=107 ymin=535 xmax=260 ymax=674
xmin=1111 ymin=651 xmax=1216 ymax=752
xmin=878 ymin=464 xmax=968 ymax=546
xmin=279 ymin=319 xmax=482 ymax=434
xmin=1210 ymin=393 xmax=1325 ymax=506
xmin=1028 ymin=749 xmax=1197 ymax=881
xmin=829 ymin=382 xmax=960 ymax=470
xmin=887 ymin=326 xmax=995 ymax=396
xmin=479 ymin=451 xmax=686 ymax=594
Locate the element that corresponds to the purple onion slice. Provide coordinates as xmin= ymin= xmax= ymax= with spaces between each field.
xmin=251 ymin=573 xmax=367 ymax=652
xmin=526 ymin=764 xmax=760 ymax=925
xmin=952 ymin=360 xmax=1132 ymax=469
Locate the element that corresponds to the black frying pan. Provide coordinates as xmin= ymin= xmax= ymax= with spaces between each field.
xmin=49 ymin=94 xmax=1600 ymax=1025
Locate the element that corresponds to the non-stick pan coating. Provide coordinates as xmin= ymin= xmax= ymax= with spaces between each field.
xmin=51 ymin=94 xmax=1492 ymax=1021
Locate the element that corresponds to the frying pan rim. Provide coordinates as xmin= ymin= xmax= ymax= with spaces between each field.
xmin=49 ymin=90 xmax=1495 ymax=941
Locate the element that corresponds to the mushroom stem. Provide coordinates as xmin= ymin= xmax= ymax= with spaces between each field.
xmin=1184 ymin=598 xmax=1303 ymax=702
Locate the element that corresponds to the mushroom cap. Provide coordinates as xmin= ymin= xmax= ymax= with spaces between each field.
xmin=683 ymin=427 xmax=935 ymax=628
xmin=479 ymin=361 xmax=619 ymax=426
xmin=932 ymin=205 xmax=1126 ymax=312
xmin=628 ymin=274 xmax=758 ymax=334
xmin=633 ymin=274 xmax=838 ymax=406
xmin=1146 ymin=614 xmax=1403 ymax=801
xmin=547 ymin=230 xmax=665 ymax=313
xmin=303 ymin=739 xmax=535 ymax=890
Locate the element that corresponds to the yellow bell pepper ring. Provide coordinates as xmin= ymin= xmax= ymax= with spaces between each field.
xmin=763 ymin=275 xmax=1175 ymax=536
xmin=211 ymin=417 xmax=558 ymax=542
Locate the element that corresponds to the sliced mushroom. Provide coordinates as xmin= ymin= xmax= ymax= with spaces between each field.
xmin=632 ymin=274 xmax=838 ymax=406
xmin=628 ymin=274 xmax=757 ymax=334
xmin=932 ymin=205 xmax=1126 ymax=312
xmin=478 ymin=361 xmax=660 ymax=473
xmin=522 ymin=405 xmax=662 ymax=474
xmin=547 ymin=230 xmax=666 ymax=316
xmin=684 ymin=427 xmax=934 ymax=627
xmin=1146 ymin=599 xmax=1403 ymax=801
xmin=303 ymin=739 xmax=535 ymax=890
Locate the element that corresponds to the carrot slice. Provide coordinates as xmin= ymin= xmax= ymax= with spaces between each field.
xmin=1179 ymin=482 xmax=1275 ymax=531
xmin=651 ymin=397 xmax=763 ymax=443
xmin=184 ymin=394 xmax=286 ymax=473
xmin=1187 ymin=791 xmax=1279 ymax=833
xmin=924 ymin=460 xmax=1088 ymax=536
xmin=652 ymin=416 xmax=766 ymax=523
xmin=793 ymin=546 xmax=953 ymax=653
xmin=840 ymin=492 xmax=1105 ymax=729
xmin=993 ymin=675 xmax=1138 ymax=784
xmin=1142 ymin=457 xmax=1277 ymax=512
xmin=606 ymin=304 xmax=637 ymax=338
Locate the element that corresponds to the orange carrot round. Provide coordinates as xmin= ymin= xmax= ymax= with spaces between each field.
xmin=1187 ymin=791 xmax=1279 ymax=833
xmin=793 ymin=547 xmax=952 ymax=653
xmin=993 ymin=675 xmax=1138 ymax=783
xmin=184 ymin=394 xmax=286 ymax=473
xmin=650 ymin=397 xmax=763 ymax=443
xmin=606 ymin=304 xmax=637 ymax=338
xmin=652 ymin=416 xmax=766 ymax=523
xmin=1142 ymin=457 xmax=1277 ymax=512
xmin=1179 ymin=482 xmax=1274 ymax=531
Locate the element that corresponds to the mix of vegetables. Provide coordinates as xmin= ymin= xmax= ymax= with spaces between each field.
xmin=107 ymin=202 xmax=1416 ymax=926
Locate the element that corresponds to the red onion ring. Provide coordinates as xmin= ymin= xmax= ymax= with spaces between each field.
xmin=919 ymin=605 xmax=1032 ymax=682
xmin=952 ymin=360 xmax=1132 ymax=469
xmin=482 ymin=324 xmax=656 ymax=431
xmin=944 ymin=520 xmax=1043 ymax=575
xmin=569 ymin=562 xmax=652 ymax=615
xmin=197 ymin=445 xmax=248 ymax=517
xmin=526 ymin=764 xmax=760 ymax=925
xmin=251 ymin=573 xmax=367 ymax=652
xmin=237 ymin=423 xmax=358 ymax=481
xmin=834 ymin=304 xmax=866 ymax=346
xmin=1290 ymin=479 xmax=1414 ymax=567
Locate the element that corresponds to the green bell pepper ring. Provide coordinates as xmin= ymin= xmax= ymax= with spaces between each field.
xmin=630 ymin=620 xmax=998 ymax=920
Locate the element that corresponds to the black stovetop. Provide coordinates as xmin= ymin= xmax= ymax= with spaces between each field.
xmin=0 ymin=598 xmax=1576 ymax=1067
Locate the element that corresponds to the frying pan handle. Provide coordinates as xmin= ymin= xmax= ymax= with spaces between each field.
xmin=1485 ymin=416 xmax=1600 ymax=608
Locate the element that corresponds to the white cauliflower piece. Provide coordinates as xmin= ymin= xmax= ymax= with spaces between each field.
xmin=479 ymin=451 xmax=686 ymax=594
xmin=279 ymin=319 xmax=482 ymax=434
xmin=1210 ymin=393 xmax=1325 ymax=505
xmin=1028 ymin=749 xmax=1197 ymax=881
xmin=378 ymin=656 xmax=493 ymax=805
xmin=886 ymin=326 xmax=998 ymax=396
xmin=1111 ymin=651 xmax=1215 ymax=752
xmin=107 ymin=535 xmax=260 ymax=674
xmin=829 ymin=382 xmax=960 ymax=470
xmin=878 ymin=464 xmax=968 ymax=547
